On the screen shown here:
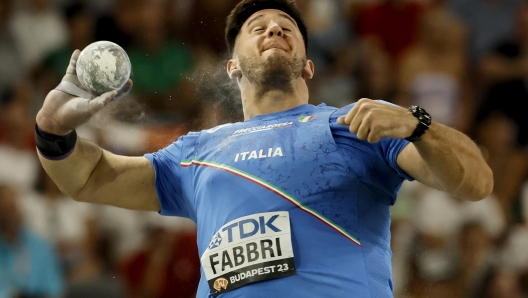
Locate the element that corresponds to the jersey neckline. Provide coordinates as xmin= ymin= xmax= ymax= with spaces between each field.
xmin=245 ymin=104 xmax=320 ymax=122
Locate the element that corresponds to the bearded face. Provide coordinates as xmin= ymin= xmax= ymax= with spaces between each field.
xmin=229 ymin=9 xmax=311 ymax=98
xmin=238 ymin=54 xmax=306 ymax=94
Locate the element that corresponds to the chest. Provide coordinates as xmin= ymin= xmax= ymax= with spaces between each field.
xmin=192 ymin=116 xmax=350 ymax=193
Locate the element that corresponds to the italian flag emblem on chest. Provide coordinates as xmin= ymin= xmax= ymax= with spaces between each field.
xmin=298 ymin=115 xmax=316 ymax=123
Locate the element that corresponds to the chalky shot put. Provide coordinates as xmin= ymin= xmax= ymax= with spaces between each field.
xmin=35 ymin=0 xmax=493 ymax=297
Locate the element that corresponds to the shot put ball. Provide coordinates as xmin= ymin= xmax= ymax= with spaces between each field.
xmin=76 ymin=41 xmax=131 ymax=96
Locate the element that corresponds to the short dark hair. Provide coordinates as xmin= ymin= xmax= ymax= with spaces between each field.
xmin=225 ymin=0 xmax=308 ymax=57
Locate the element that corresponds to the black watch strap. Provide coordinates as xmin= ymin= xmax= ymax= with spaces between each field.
xmin=405 ymin=105 xmax=431 ymax=142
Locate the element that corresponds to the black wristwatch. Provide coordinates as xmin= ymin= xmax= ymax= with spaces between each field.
xmin=405 ymin=105 xmax=431 ymax=142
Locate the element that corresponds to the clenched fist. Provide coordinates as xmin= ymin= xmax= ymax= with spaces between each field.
xmin=337 ymin=98 xmax=419 ymax=143
xmin=36 ymin=50 xmax=133 ymax=136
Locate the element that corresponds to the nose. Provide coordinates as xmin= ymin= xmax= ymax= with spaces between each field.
xmin=267 ymin=21 xmax=283 ymax=38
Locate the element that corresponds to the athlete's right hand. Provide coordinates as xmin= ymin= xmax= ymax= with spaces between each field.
xmin=36 ymin=50 xmax=133 ymax=136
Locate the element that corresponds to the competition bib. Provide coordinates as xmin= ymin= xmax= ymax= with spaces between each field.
xmin=201 ymin=212 xmax=296 ymax=296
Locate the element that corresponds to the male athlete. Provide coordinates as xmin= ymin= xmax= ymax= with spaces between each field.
xmin=35 ymin=0 xmax=493 ymax=297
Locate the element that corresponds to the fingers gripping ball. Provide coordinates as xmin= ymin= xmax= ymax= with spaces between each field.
xmin=76 ymin=41 xmax=131 ymax=96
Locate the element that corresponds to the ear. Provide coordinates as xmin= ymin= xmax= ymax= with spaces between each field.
xmin=227 ymin=59 xmax=242 ymax=80
xmin=302 ymin=60 xmax=315 ymax=80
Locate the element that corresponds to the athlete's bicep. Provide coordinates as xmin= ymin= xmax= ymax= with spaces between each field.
xmin=396 ymin=143 xmax=446 ymax=191
xmin=80 ymin=153 xmax=159 ymax=212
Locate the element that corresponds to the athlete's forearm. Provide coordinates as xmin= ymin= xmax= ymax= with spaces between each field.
xmin=414 ymin=122 xmax=493 ymax=201
xmin=38 ymin=137 xmax=104 ymax=199
xmin=38 ymin=137 xmax=159 ymax=211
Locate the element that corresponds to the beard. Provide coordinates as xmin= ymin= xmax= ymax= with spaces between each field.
xmin=238 ymin=54 xmax=306 ymax=95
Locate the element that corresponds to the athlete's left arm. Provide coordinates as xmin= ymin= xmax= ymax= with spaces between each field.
xmin=338 ymin=98 xmax=493 ymax=201
xmin=396 ymin=122 xmax=493 ymax=201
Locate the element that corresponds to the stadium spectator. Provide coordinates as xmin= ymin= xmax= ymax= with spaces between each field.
xmin=62 ymin=227 xmax=126 ymax=298
xmin=0 ymin=0 xmax=23 ymax=87
xmin=357 ymin=46 xmax=397 ymax=103
xmin=93 ymin=0 xmax=136 ymax=49
xmin=478 ymin=4 xmax=528 ymax=149
xmin=474 ymin=111 xmax=528 ymax=222
xmin=41 ymin=2 xmax=96 ymax=87
xmin=476 ymin=267 xmax=526 ymax=298
xmin=0 ymin=87 xmax=38 ymax=192
xmin=126 ymin=0 xmax=197 ymax=123
xmin=457 ymin=221 xmax=496 ymax=297
xmin=397 ymin=8 xmax=472 ymax=131
xmin=187 ymin=0 xmax=239 ymax=57
xmin=298 ymin=0 xmax=351 ymax=74
xmin=356 ymin=0 xmax=425 ymax=62
xmin=302 ymin=0 xmax=361 ymax=107
xmin=120 ymin=225 xmax=200 ymax=298
xmin=0 ymin=183 xmax=64 ymax=298
xmin=9 ymin=0 xmax=67 ymax=70
xmin=21 ymin=166 xmax=94 ymax=281
xmin=448 ymin=0 xmax=522 ymax=63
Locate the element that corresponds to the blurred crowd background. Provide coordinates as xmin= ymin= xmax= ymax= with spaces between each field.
xmin=1 ymin=0 xmax=528 ymax=297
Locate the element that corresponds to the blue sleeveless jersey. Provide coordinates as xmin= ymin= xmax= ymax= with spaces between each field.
xmin=145 ymin=103 xmax=413 ymax=298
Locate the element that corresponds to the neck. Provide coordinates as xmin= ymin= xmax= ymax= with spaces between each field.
xmin=239 ymin=77 xmax=309 ymax=120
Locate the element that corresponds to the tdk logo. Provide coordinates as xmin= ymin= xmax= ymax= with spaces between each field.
xmin=209 ymin=232 xmax=223 ymax=250
xmin=222 ymin=215 xmax=281 ymax=244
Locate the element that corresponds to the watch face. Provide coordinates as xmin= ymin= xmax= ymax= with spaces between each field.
xmin=416 ymin=107 xmax=431 ymax=122
xmin=406 ymin=105 xmax=431 ymax=142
